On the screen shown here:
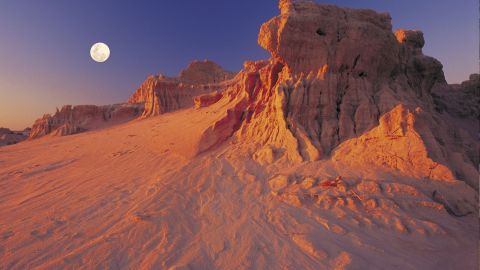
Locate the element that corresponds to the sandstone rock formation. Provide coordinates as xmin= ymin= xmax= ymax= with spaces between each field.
xmin=332 ymin=105 xmax=457 ymax=181
xmin=25 ymin=1 xmax=478 ymax=188
xmin=27 ymin=60 xmax=235 ymax=139
xmin=190 ymin=1 xmax=478 ymax=187
xmin=460 ymin=73 xmax=480 ymax=95
xmin=2 ymin=2 xmax=478 ymax=269
xmin=254 ymin=3 xmax=447 ymax=156
xmin=29 ymin=103 xmax=143 ymax=139
xmin=433 ymin=74 xmax=480 ymax=121
xmin=0 ymin=127 xmax=28 ymax=146
xmin=179 ymin=60 xmax=236 ymax=84
xmin=128 ymin=60 xmax=236 ymax=117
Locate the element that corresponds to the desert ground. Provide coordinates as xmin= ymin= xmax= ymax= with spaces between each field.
xmin=1 ymin=103 xmax=478 ymax=269
xmin=0 ymin=1 xmax=478 ymax=269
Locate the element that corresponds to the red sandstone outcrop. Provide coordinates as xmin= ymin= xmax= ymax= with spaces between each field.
xmin=0 ymin=128 xmax=11 ymax=135
xmin=179 ymin=60 xmax=236 ymax=84
xmin=28 ymin=60 xmax=235 ymax=139
xmin=429 ymin=74 xmax=480 ymax=152
xmin=332 ymin=105 xmax=456 ymax=181
xmin=25 ymin=1 xmax=478 ymax=188
xmin=254 ymin=3 xmax=449 ymax=156
xmin=459 ymin=73 xmax=480 ymax=95
xmin=29 ymin=103 xmax=143 ymax=139
xmin=433 ymin=74 xmax=480 ymax=119
xmin=194 ymin=92 xmax=223 ymax=108
xmin=191 ymin=0 xmax=478 ymax=187
xmin=128 ymin=60 xmax=236 ymax=117
xmin=0 ymin=127 xmax=28 ymax=146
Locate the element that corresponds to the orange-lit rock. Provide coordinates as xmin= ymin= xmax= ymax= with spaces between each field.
xmin=128 ymin=60 xmax=236 ymax=117
xmin=188 ymin=1 xmax=478 ymax=187
xmin=1 ymin=2 xmax=478 ymax=269
xmin=179 ymin=60 xmax=236 ymax=85
xmin=253 ymin=2 xmax=449 ymax=157
xmin=29 ymin=104 xmax=143 ymax=139
xmin=332 ymin=104 xmax=456 ymax=181
xmin=194 ymin=91 xmax=223 ymax=108
xmin=433 ymin=73 xmax=480 ymax=121
xmin=0 ymin=127 xmax=28 ymax=146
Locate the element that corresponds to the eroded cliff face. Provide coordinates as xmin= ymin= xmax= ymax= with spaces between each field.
xmin=179 ymin=60 xmax=236 ymax=84
xmin=128 ymin=60 xmax=236 ymax=117
xmin=25 ymin=1 xmax=478 ymax=187
xmin=0 ymin=128 xmax=28 ymax=146
xmin=434 ymin=74 xmax=480 ymax=120
xmin=27 ymin=60 xmax=235 ymax=139
xmin=256 ymin=2 xmax=450 ymax=156
xmin=29 ymin=104 xmax=143 ymax=139
xmin=191 ymin=0 xmax=478 ymax=187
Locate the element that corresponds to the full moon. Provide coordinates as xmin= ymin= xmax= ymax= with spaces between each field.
xmin=90 ymin=42 xmax=110 ymax=63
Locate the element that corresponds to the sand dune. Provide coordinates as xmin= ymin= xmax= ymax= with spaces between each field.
xmin=1 ymin=105 xmax=478 ymax=269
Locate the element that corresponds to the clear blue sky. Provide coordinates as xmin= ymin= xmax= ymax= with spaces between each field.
xmin=0 ymin=0 xmax=478 ymax=130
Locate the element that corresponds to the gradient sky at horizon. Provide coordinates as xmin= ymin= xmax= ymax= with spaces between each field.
xmin=0 ymin=0 xmax=478 ymax=130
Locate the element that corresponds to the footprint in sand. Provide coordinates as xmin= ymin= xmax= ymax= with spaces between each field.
xmin=111 ymin=149 xmax=134 ymax=157
xmin=30 ymin=217 xmax=66 ymax=240
xmin=7 ymin=170 xmax=23 ymax=177
xmin=70 ymin=232 xmax=84 ymax=239
xmin=118 ymin=190 xmax=132 ymax=203
xmin=30 ymin=229 xmax=50 ymax=239
xmin=1 ymin=230 xmax=14 ymax=240
xmin=26 ymin=164 xmax=40 ymax=170
xmin=52 ymin=218 xmax=66 ymax=227
xmin=131 ymin=212 xmax=151 ymax=222
xmin=22 ymin=160 xmax=77 ymax=177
